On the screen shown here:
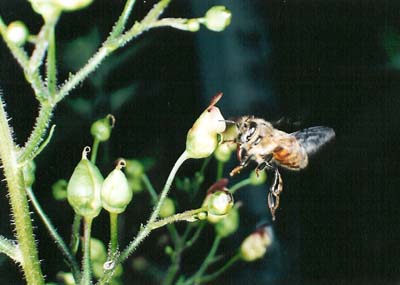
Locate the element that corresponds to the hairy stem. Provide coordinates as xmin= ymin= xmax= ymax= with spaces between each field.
xmin=70 ymin=214 xmax=82 ymax=255
xmin=90 ymin=137 xmax=100 ymax=164
xmin=26 ymin=187 xmax=81 ymax=282
xmin=19 ymin=103 xmax=53 ymax=163
xmin=148 ymin=208 xmax=207 ymax=230
xmin=109 ymin=0 xmax=137 ymax=38
xmin=46 ymin=23 xmax=57 ymax=97
xmin=0 ymin=96 xmax=44 ymax=284
xmin=0 ymin=236 xmax=22 ymax=263
xmin=110 ymin=213 xmax=119 ymax=253
xmin=81 ymin=218 xmax=93 ymax=285
xmin=198 ymin=253 xmax=241 ymax=283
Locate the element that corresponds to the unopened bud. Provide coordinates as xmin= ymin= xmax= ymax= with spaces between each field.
xmin=90 ymin=114 xmax=115 ymax=142
xmin=23 ymin=160 xmax=36 ymax=188
xmin=52 ymin=179 xmax=68 ymax=201
xmin=101 ymin=160 xmax=132 ymax=214
xmin=7 ymin=21 xmax=29 ymax=46
xmin=215 ymin=207 xmax=239 ymax=238
xmin=203 ymin=6 xmax=232 ymax=32
xmin=67 ymin=147 xmax=103 ymax=218
xmin=159 ymin=197 xmax=176 ymax=218
xmin=55 ymin=0 xmax=94 ymax=11
xmin=250 ymin=170 xmax=267 ymax=185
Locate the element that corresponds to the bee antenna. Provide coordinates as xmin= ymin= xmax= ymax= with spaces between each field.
xmin=220 ymin=119 xmax=236 ymax=124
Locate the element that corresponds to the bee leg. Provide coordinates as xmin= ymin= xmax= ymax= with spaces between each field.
xmin=230 ymin=155 xmax=253 ymax=177
xmin=268 ymin=168 xmax=283 ymax=221
xmin=255 ymin=162 xmax=267 ymax=177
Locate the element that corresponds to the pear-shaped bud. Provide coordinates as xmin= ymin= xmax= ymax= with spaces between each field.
xmin=23 ymin=160 xmax=36 ymax=188
xmin=186 ymin=93 xmax=226 ymax=159
xmin=159 ymin=197 xmax=176 ymax=218
xmin=215 ymin=206 xmax=239 ymax=238
xmin=90 ymin=114 xmax=115 ymax=142
xmin=240 ymin=224 xmax=272 ymax=262
xmin=7 ymin=21 xmax=29 ymax=46
xmin=67 ymin=147 xmax=103 ymax=218
xmin=250 ymin=170 xmax=267 ymax=186
xmin=52 ymin=179 xmax=68 ymax=201
xmin=101 ymin=159 xmax=132 ymax=214
xmin=203 ymin=6 xmax=232 ymax=32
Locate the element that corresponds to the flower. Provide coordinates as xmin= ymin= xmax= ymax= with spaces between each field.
xmin=185 ymin=93 xmax=226 ymax=159
xmin=240 ymin=224 xmax=273 ymax=262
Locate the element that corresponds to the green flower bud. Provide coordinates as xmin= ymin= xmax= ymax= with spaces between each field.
xmin=101 ymin=159 xmax=132 ymax=214
xmin=23 ymin=160 xmax=36 ymax=188
xmin=52 ymin=179 xmax=68 ymax=201
xmin=56 ymin=272 xmax=75 ymax=285
xmin=67 ymin=147 xmax=103 ymax=218
xmin=186 ymin=93 xmax=226 ymax=159
xmin=240 ymin=225 xmax=272 ymax=262
xmin=215 ymin=207 xmax=239 ymax=238
xmin=90 ymin=114 xmax=115 ymax=142
xmin=28 ymin=0 xmax=61 ymax=21
xmin=250 ymin=170 xmax=267 ymax=186
xmin=125 ymin=159 xmax=144 ymax=178
xmin=159 ymin=197 xmax=176 ymax=218
xmin=90 ymin=238 xmax=107 ymax=263
xmin=55 ymin=0 xmax=94 ymax=11
xmin=7 ymin=21 xmax=29 ymax=46
xmin=164 ymin=245 xmax=174 ymax=256
xmin=203 ymin=6 xmax=232 ymax=32
xmin=214 ymin=143 xmax=234 ymax=162
xmin=131 ymin=257 xmax=149 ymax=272
xmin=128 ymin=177 xmax=144 ymax=193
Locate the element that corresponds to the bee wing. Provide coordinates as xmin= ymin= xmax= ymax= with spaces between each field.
xmin=291 ymin=126 xmax=335 ymax=155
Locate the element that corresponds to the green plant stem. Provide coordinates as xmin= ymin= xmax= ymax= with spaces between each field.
xmin=142 ymin=174 xmax=158 ymax=204
xmin=109 ymin=0 xmax=137 ymax=38
xmin=0 ymin=236 xmax=22 ymax=263
xmin=19 ymin=103 xmax=54 ymax=163
xmin=148 ymin=207 xmax=207 ymax=230
xmin=216 ymin=160 xmax=224 ymax=180
xmin=183 ymin=235 xmax=222 ymax=285
xmin=46 ymin=23 xmax=57 ymax=97
xmin=70 ymin=214 xmax=82 ymax=255
xmin=184 ymin=221 xmax=205 ymax=248
xmin=198 ymin=253 xmax=241 ymax=283
xmin=26 ymin=186 xmax=81 ymax=282
xmin=164 ymin=224 xmax=194 ymax=285
xmin=0 ymin=16 xmax=48 ymax=101
xmin=110 ymin=213 xmax=119 ymax=252
xmin=96 ymin=151 xmax=188 ymax=285
xmin=81 ymin=217 xmax=93 ymax=285
xmin=230 ymin=177 xmax=252 ymax=194
xmin=0 ymin=97 xmax=44 ymax=284
xmin=90 ymin=137 xmax=100 ymax=164
xmin=55 ymin=0 xmax=172 ymax=104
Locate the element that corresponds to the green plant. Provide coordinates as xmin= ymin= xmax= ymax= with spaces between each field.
xmin=0 ymin=1 xmax=271 ymax=284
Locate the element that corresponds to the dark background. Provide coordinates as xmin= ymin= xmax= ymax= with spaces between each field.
xmin=1 ymin=0 xmax=400 ymax=284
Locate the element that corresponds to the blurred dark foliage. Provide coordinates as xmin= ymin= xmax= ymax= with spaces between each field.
xmin=0 ymin=0 xmax=400 ymax=285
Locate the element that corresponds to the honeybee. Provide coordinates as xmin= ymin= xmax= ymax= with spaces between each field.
xmin=229 ymin=116 xmax=335 ymax=220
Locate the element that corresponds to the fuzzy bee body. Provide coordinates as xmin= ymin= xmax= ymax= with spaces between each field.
xmin=230 ymin=116 xmax=335 ymax=220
